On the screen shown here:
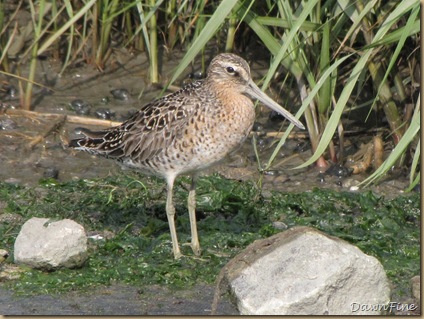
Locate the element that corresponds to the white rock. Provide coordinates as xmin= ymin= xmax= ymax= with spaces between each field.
xmin=14 ymin=217 xmax=88 ymax=270
xmin=226 ymin=226 xmax=390 ymax=315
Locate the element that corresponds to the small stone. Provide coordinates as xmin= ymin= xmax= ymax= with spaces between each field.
xmin=14 ymin=217 xmax=88 ymax=270
xmin=0 ymin=118 xmax=18 ymax=130
xmin=342 ymin=178 xmax=360 ymax=189
xmin=317 ymin=173 xmax=325 ymax=183
xmin=100 ymin=96 xmax=110 ymax=104
xmin=110 ymin=88 xmax=130 ymax=101
xmin=272 ymin=221 xmax=287 ymax=230
xmin=94 ymin=108 xmax=115 ymax=120
xmin=412 ymin=184 xmax=420 ymax=193
xmin=256 ymin=138 xmax=267 ymax=150
xmin=252 ymin=122 xmax=264 ymax=132
xmin=43 ymin=167 xmax=59 ymax=179
xmin=0 ymin=249 xmax=9 ymax=263
xmin=268 ymin=110 xmax=286 ymax=122
xmin=189 ymin=72 xmax=204 ymax=80
xmin=325 ymin=164 xmax=353 ymax=177
xmin=6 ymin=85 xmax=17 ymax=98
xmin=69 ymin=99 xmax=91 ymax=115
xmin=263 ymin=170 xmax=278 ymax=176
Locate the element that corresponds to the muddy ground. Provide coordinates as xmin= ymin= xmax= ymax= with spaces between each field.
xmin=0 ymin=283 xmax=238 ymax=315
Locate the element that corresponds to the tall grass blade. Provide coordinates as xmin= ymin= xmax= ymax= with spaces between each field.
xmin=359 ymin=96 xmax=420 ymax=187
xmin=24 ymin=0 xmax=47 ymax=109
xmin=295 ymin=0 xmax=416 ymax=169
xmin=148 ymin=0 xmax=161 ymax=83
xmin=265 ymin=55 xmax=351 ymax=170
xmin=37 ymin=0 xmax=97 ymax=55
xmin=59 ymin=0 xmax=75 ymax=74
xmin=167 ymin=0 xmax=239 ymax=87
xmin=262 ymin=0 xmax=320 ymax=91
xmin=370 ymin=3 xmax=419 ymax=111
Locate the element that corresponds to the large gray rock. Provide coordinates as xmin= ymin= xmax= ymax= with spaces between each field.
xmin=215 ymin=226 xmax=390 ymax=315
xmin=14 ymin=217 xmax=88 ymax=270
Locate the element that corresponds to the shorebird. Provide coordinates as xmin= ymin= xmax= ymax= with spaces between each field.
xmin=69 ymin=53 xmax=304 ymax=259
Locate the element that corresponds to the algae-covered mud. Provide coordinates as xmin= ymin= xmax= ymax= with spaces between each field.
xmin=0 ymin=173 xmax=419 ymax=309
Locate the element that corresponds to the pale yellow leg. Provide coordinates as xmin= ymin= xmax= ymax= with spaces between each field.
xmin=188 ymin=176 xmax=201 ymax=256
xmin=166 ymin=176 xmax=182 ymax=259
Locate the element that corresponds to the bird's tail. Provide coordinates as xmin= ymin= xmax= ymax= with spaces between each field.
xmin=68 ymin=127 xmax=124 ymax=158
xmin=68 ymin=128 xmax=104 ymax=149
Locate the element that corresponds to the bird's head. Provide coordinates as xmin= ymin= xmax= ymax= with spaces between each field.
xmin=206 ymin=53 xmax=305 ymax=130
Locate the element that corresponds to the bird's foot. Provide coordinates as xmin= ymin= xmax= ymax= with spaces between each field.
xmin=191 ymin=243 xmax=201 ymax=257
xmin=181 ymin=242 xmax=204 ymax=259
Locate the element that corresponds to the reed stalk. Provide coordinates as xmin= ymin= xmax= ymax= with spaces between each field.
xmin=96 ymin=0 xmax=120 ymax=69
xmin=166 ymin=0 xmax=177 ymax=50
xmin=356 ymin=0 xmax=404 ymax=144
xmin=0 ymin=0 xmax=10 ymax=72
xmin=23 ymin=0 xmax=46 ymax=110
xmin=225 ymin=17 xmax=237 ymax=52
xmin=148 ymin=0 xmax=159 ymax=84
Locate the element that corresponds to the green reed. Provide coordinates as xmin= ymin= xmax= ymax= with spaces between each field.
xmin=0 ymin=0 xmax=419 ymax=188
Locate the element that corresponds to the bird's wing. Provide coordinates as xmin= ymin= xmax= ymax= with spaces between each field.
xmin=71 ymin=82 xmax=204 ymax=162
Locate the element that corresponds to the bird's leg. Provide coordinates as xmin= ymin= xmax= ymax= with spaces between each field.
xmin=166 ymin=176 xmax=182 ymax=259
xmin=188 ymin=175 xmax=201 ymax=256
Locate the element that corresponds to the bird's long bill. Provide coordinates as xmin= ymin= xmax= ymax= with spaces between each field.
xmin=246 ymin=79 xmax=305 ymax=130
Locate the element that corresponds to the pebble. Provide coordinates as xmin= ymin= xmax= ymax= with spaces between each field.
xmin=325 ymin=164 xmax=353 ymax=177
xmin=0 ymin=118 xmax=18 ymax=130
xmin=43 ymin=167 xmax=59 ymax=179
xmin=268 ymin=110 xmax=286 ymax=122
xmin=189 ymin=72 xmax=204 ymax=80
xmin=272 ymin=221 xmax=288 ymax=230
xmin=342 ymin=178 xmax=360 ymax=189
xmin=94 ymin=108 xmax=115 ymax=120
xmin=5 ymin=85 xmax=17 ymax=98
xmin=263 ymin=170 xmax=279 ymax=176
xmin=73 ymin=127 xmax=92 ymax=136
xmin=256 ymin=138 xmax=268 ymax=150
xmin=317 ymin=173 xmax=326 ymax=183
xmin=252 ymin=122 xmax=264 ymax=132
xmin=100 ymin=96 xmax=110 ymax=104
xmin=110 ymin=88 xmax=130 ymax=101
xmin=69 ymin=99 xmax=91 ymax=115
xmin=0 ymin=249 xmax=9 ymax=263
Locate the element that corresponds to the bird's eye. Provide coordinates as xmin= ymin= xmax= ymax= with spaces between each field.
xmin=226 ymin=66 xmax=236 ymax=74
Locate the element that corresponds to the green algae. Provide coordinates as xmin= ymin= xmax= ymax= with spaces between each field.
xmin=0 ymin=174 xmax=419 ymax=300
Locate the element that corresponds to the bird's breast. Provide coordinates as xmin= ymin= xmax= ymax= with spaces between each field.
xmin=164 ymin=92 xmax=256 ymax=173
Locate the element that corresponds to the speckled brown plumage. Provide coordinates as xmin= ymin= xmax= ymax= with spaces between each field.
xmin=69 ymin=53 xmax=304 ymax=259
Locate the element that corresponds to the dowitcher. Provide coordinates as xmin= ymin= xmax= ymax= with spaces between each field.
xmin=69 ymin=53 xmax=304 ymax=259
